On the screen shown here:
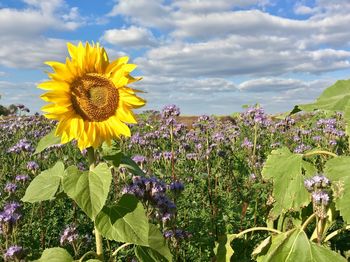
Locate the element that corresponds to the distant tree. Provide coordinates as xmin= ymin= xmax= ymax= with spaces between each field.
xmin=0 ymin=104 xmax=10 ymax=116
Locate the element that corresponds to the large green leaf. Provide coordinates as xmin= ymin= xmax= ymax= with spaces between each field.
xmin=262 ymin=147 xmax=314 ymax=218
xmin=95 ymin=194 xmax=149 ymax=246
xmin=21 ymin=162 xmax=64 ymax=203
xmin=34 ymin=247 xmax=73 ymax=262
xmin=294 ymin=79 xmax=350 ymax=136
xmin=214 ymin=234 xmax=236 ymax=262
xmin=135 ymin=246 xmax=168 ymax=262
xmin=325 ymin=157 xmax=350 ymax=223
xmin=146 ymin=224 xmax=172 ymax=261
xmin=297 ymin=79 xmax=350 ymax=112
xmin=34 ymin=129 xmax=62 ymax=154
xmin=257 ymin=228 xmax=346 ymax=262
xmin=63 ymin=163 xmax=112 ymax=220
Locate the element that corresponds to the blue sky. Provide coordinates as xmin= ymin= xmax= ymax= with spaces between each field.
xmin=0 ymin=0 xmax=349 ymax=115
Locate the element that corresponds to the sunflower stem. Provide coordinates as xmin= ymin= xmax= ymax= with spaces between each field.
xmin=87 ymin=147 xmax=104 ymax=261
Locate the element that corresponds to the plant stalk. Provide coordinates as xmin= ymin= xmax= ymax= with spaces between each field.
xmin=87 ymin=147 xmax=104 ymax=261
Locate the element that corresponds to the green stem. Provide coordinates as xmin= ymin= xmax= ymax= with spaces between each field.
xmin=301 ymin=213 xmax=316 ymax=231
xmin=111 ymin=243 xmax=132 ymax=257
xmin=87 ymin=147 xmax=104 ymax=261
xmin=236 ymin=227 xmax=281 ymax=238
xmin=252 ymin=123 xmax=258 ymax=159
xmin=78 ymin=251 xmax=98 ymax=262
xmin=303 ymin=150 xmax=338 ymax=158
xmin=324 ymin=225 xmax=350 ymax=242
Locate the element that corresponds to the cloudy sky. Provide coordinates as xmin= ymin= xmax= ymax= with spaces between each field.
xmin=0 ymin=0 xmax=349 ymax=115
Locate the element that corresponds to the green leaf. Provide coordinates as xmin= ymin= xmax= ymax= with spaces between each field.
xmin=146 ymin=224 xmax=172 ymax=261
xmin=63 ymin=163 xmax=112 ymax=220
xmin=214 ymin=234 xmax=236 ymax=262
xmin=95 ymin=194 xmax=149 ymax=246
xmin=34 ymin=247 xmax=73 ymax=262
xmin=103 ymin=148 xmax=145 ymax=176
xmin=262 ymin=147 xmax=314 ymax=218
xmin=34 ymin=129 xmax=62 ymax=154
xmin=295 ymin=79 xmax=350 ymax=136
xmin=257 ymin=228 xmax=346 ymax=262
xmin=325 ymin=157 xmax=350 ymax=223
xmin=252 ymin=236 xmax=271 ymax=258
xmin=21 ymin=162 xmax=65 ymax=203
xmin=135 ymin=246 xmax=168 ymax=262
xmin=297 ymin=79 xmax=350 ymax=112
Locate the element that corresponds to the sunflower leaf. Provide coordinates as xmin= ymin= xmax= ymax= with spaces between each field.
xmin=257 ymin=228 xmax=346 ymax=262
xmin=21 ymin=161 xmax=64 ymax=203
xmin=34 ymin=129 xmax=62 ymax=154
xmin=63 ymin=163 xmax=112 ymax=220
xmin=324 ymin=157 xmax=350 ymax=223
xmin=95 ymin=194 xmax=149 ymax=245
xmin=262 ymin=147 xmax=314 ymax=219
xmin=34 ymin=247 xmax=73 ymax=262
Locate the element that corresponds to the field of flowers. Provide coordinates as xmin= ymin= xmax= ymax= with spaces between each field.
xmin=1 ymin=103 xmax=350 ymax=261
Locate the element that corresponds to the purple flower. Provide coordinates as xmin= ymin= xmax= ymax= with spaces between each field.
xmin=312 ymin=191 xmax=330 ymax=205
xmin=304 ymin=179 xmax=314 ymax=192
xmin=4 ymin=182 xmax=17 ymax=193
xmin=27 ymin=161 xmax=39 ymax=171
xmin=169 ymin=181 xmax=184 ymax=193
xmin=15 ymin=174 xmax=30 ymax=182
xmin=163 ymin=230 xmax=173 ymax=239
xmin=5 ymin=245 xmax=25 ymax=260
xmin=241 ymin=137 xmax=253 ymax=149
xmin=162 ymin=104 xmax=180 ymax=119
xmin=7 ymin=139 xmax=34 ymax=153
xmin=132 ymin=155 xmax=147 ymax=165
xmin=60 ymin=225 xmax=79 ymax=245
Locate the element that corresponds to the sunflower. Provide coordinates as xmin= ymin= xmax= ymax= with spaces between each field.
xmin=39 ymin=42 xmax=146 ymax=150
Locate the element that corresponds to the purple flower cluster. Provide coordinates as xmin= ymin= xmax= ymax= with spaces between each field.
xmin=241 ymin=106 xmax=270 ymax=127
xmin=304 ymin=174 xmax=330 ymax=192
xmin=4 ymin=182 xmax=17 ymax=194
xmin=304 ymin=174 xmax=331 ymax=207
xmin=15 ymin=174 xmax=30 ymax=182
xmin=27 ymin=161 xmax=39 ymax=171
xmin=4 ymin=245 xmax=25 ymax=260
xmin=163 ymin=229 xmax=192 ymax=240
xmin=132 ymin=155 xmax=147 ymax=165
xmin=7 ymin=139 xmax=34 ymax=153
xmin=241 ymin=137 xmax=253 ymax=149
xmin=162 ymin=104 xmax=180 ymax=119
xmin=168 ymin=180 xmax=185 ymax=194
xmin=311 ymin=191 xmax=330 ymax=205
xmin=0 ymin=202 xmax=21 ymax=235
xmin=293 ymin=144 xmax=311 ymax=154
xmin=60 ymin=225 xmax=79 ymax=245
xmin=122 ymin=176 xmax=177 ymax=223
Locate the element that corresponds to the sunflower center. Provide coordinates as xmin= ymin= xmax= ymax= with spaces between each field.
xmin=70 ymin=73 xmax=118 ymax=122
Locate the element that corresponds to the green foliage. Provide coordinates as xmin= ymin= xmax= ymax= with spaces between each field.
xmin=325 ymin=157 xmax=350 ymax=223
xmin=34 ymin=129 xmax=62 ymax=154
xmin=34 ymin=247 xmax=73 ymax=262
xmin=262 ymin=147 xmax=315 ymax=218
xmin=21 ymin=161 xmax=65 ymax=203
xmin=256 ymin=228 xmax=346 ymax=262
xmin=294 ymin=79 xmax=350 ymax=136
xmin=102 ymin=143 xmax=145 ymax=176
xmin=214 ymin=234 xmax=236 ymax=262
xmin=95 ymin=194 xmax=149 ymax=245
xmin=63 ymin=163 xmax=112 ymax=220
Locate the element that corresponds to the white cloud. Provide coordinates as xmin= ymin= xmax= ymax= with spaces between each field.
xmin=108 ymin=0 xmax=173 ymax=29
xmin=238 ymin=78 xmax=306 ymax=92
xmin=102 ymin=26 xmax=157 ymax=48
xmin=136 ymin=35 xmax=350 ymax=78
xmin=0 ymin=0 xmax=85 ymax=69
xmin=0 ymin=37 xmax=68 ymax=68
xmin=172 ymin=0 xmax=268 ymax=13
